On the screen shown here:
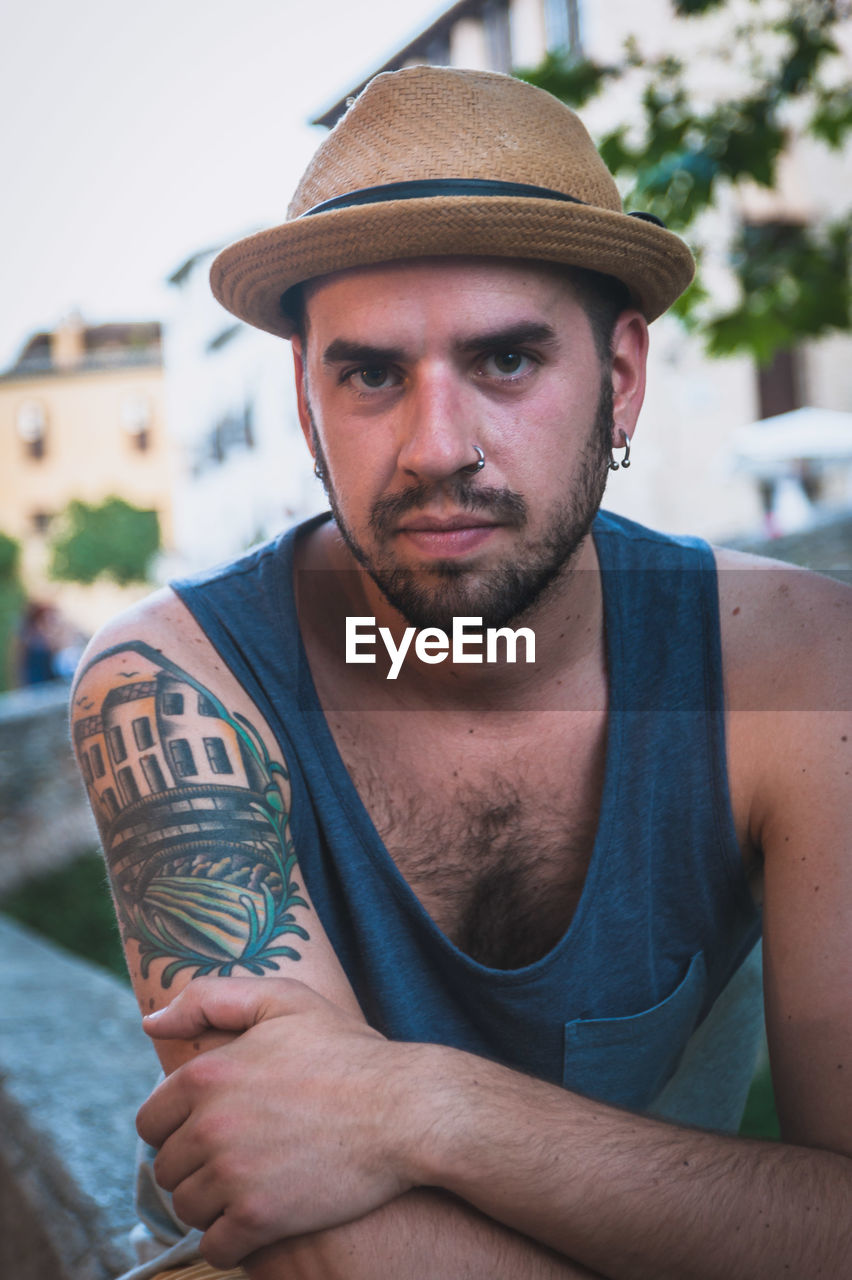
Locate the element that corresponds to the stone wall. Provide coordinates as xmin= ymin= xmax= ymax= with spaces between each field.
xmin=0 ymin=916 xmax=158 ymax=1280
xmin=0 ymin=681 xmax=98 ymax=894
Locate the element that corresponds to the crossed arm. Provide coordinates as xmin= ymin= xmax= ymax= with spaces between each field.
xmin=72 ymin=579 xmax=852 ymax=1279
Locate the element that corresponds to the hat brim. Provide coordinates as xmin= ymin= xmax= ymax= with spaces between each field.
xmin=210 ymin=196 xmax=696 ymax=336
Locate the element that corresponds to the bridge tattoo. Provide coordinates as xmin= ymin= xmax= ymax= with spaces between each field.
xmin=73 ymin=641 xmax=309 ymax=987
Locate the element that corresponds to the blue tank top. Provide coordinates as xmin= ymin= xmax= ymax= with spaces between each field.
xmin=172 ymin=509 xmax=761 ymax=1114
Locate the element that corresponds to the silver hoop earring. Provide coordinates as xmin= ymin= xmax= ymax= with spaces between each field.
xmin=313 ymin=459 xmax=325 ymax=481
xmin=462 ymin=445 xmax=485 ymax=474
xmin=609 ymin=430 xmax=631 ymax=471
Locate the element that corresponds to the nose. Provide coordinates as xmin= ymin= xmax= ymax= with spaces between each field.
xmin=395 ymin=364 xmax=481 ymax=482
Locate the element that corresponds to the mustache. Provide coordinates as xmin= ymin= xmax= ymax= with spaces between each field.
xmin=369 ymin=477 xmax=528 ymax=539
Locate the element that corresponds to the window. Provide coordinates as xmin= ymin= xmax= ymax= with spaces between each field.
xmin=101 ymin=787 xmax=120 ymax=818
xmin=483 ymin=0 xmax=512 ymax=71
xmin=80 ymin=751 xmax=93 ymax=785
xmin=90 ymin=743 xmax=106 ymax=778
xmin=745 ymin=222 xmax=806 ymax=421
xmin=544 ymin=0 xmax=581 ymax=55
xmin=30 ymin=511 xmax=53 ymax=535
xmin=204 ymin=737 xmax=233 ymax=775
xmin=118 ymin=766 xmax=140 ymax=804
xmin=757 ymin=348 xmax=803 ymax=420
xmin=242 ymin=402 xmax=254 ymax=450
xmin=196 ymin=402 xmax=256 ymax=474
xmin=108 ymin=725 xmax=127 ymax=763
xmin=133 ymin=716 xmax=154 ymax=749
xmin=425 ymin=31 xmax=450 ymax=64
xmin=161 ymin=691 xmax=185 ymax=716
xmin=169 ymin=738 xmax=197 ymax=778
xmin=122 ymin=394 xmax=152 ymax=452
xmin=17 ymin=401 xmax=48 ymax=460
xmin=197 ymin=694 xmax=217 ymax=717
xmin=140 ymin=754 xmax=167 ymax=793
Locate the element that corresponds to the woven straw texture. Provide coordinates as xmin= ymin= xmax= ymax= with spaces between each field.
xmin=150 ymin=1263 xmax=247 ymax=1280
xmin=211 ymin=65 xmax=695 ymax=333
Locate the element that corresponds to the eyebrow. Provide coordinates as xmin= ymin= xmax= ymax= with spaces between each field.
xmin=455 ymin=322 xmax=559 ymax=354
xmin=322 ymin=339 xmax=406 ymax=366
xmin=322 ymin=322 xmax=559 ymax=368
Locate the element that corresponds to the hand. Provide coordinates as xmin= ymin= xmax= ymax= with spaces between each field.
xmin=136 ymin=977 xmax=419 ymax=1268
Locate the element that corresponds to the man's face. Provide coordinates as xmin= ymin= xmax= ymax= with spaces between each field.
xmin=294 ymin=258 xmax=642 ymax=631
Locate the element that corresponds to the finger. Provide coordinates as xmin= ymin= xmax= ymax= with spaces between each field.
xmin=151 ymin=1121 xmax=207 ymax=1195
xmin=200 ymin=1199 xmax=285 ymax=1272
xmin=136 ymin=1073 xmax=193 ymax=1149
xmin=169 ymin=1164 xmax=226 ymax=1233
xmin=141 ymin=975 xmax=317 ymax=1040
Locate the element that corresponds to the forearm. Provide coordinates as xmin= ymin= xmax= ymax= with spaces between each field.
xmin=245 ymin=1188 xmax=604 ymax=1280
xmin=416 ymin=1045 xmax=852 ymax=1280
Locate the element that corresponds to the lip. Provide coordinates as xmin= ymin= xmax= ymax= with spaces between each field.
xmin=396 ymin=513 xmax=499 ymax=533
xmin=394 ymin=515 xmax=502 ymax=557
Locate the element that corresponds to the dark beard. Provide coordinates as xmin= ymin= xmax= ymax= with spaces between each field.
xmin=309 ymin=382 xmax=612 ymax=632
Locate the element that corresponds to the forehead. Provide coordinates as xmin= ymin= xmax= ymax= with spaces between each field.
xmin=300 ymin=257 xmax=585 ymax=339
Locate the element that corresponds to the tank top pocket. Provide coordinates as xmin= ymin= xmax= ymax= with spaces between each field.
xmin=563 ymin=951 xmax=706 ymax=1109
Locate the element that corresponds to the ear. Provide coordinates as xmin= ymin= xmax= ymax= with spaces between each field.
xmin=608 ymin=310 xmax=648 ymax=444
xmin=290 ymin=337 xmax=314 ymax=455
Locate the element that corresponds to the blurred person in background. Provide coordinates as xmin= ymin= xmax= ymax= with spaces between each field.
xmin=17 ymin=602 xmax=58 ymax=686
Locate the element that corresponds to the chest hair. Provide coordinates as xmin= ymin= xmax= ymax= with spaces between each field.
xmin=335 ymin=720 xmax=605 ymax=969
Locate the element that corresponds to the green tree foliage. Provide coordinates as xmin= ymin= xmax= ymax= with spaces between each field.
xmin=519 ymin=0 xmax=852 ymax=362
xmin=0 ymin=532 xmax=25 ymax=690
xmin=49 ymin=497 xmax=161 ymax=586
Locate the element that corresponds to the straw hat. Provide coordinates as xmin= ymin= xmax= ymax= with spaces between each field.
xmin=211 ymin=65 xmax=695 ymax=336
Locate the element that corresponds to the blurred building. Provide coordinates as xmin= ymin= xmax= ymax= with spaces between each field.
xmin=313 ymin=0 xmax=581 ymax=123
xmin=163 ymin=249 xmax=324 ymax=576
xmin=310 ymin=0 xmax=852 ymax=542
xmin=0 ymin=315 xmax=174 ymax=630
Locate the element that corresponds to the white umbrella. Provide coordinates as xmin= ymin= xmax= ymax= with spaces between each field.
xmin=731 ymin=406 xmax=852 ymax=474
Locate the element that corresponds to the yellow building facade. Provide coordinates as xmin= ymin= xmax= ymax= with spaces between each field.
xmin=0 ymin=316 xmax=175 ymax=633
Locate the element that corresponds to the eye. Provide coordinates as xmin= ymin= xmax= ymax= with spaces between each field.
xmin=480 ymin=351 xmax=536 ymax=379
xmin=344 ymin=366 xmax=400 ymax=392
xmin=359 ymin=366 xmax=391 ymax=388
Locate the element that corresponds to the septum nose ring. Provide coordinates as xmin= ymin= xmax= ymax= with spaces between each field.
xmin=462 ymin=445 xmax=485 ymax=474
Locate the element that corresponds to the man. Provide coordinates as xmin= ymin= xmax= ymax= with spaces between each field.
xmin=71 ymin=66 xmax=851 ymax=1279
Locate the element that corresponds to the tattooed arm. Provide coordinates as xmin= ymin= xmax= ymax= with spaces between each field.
xmin=73 ymin=591 xmax=598 ymax=1279
xmin=70 ymin=589 xmax=359 ymax=1066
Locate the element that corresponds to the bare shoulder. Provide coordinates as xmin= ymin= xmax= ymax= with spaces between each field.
xmin=712 ymin=545 xmax=850 ymax=890
xmin=73 ymin=584 xmax=228 ymax=689
xmin=713 ymin=549 xmax=852 ymax=1155
xmin=712 ymin=544 xmax=851 ymax=714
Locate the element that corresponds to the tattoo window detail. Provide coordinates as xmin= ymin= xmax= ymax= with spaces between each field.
xmin=204 ymin=737 xmax=233 ymax=774
xmin=73 ymin=640 xmax=310 ymax=987
xmin=140 ymin=754 xmax=167 ymax=793
xmin=118 ymin=765 xmax=141 ymax=805
xmin=109 ymin=725 xmax=127 ymax=763
xmin=169 ymin=738 xmax=197 ymax=778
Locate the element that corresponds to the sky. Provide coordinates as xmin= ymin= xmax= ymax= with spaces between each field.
xmin=1 ymin=0 xmax=444 ymax=369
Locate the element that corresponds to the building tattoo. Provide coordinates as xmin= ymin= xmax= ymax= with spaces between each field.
xmin=73 ymin=641 xmax=309 ymax=986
